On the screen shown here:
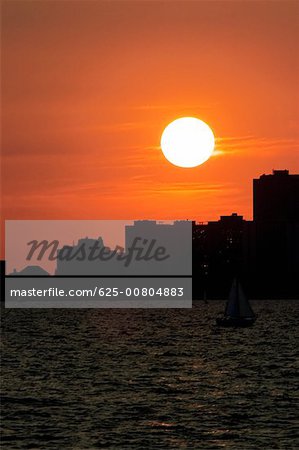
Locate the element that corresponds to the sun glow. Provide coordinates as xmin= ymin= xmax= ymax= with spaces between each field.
xmin=160 ymin=117 xmax=215 ymax=168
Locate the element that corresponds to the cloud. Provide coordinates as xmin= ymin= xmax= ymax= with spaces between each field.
xmin=124 ymin=177 xmax=235 ymax=196
xmin=214 ymin=136 xmax=299 ymax=156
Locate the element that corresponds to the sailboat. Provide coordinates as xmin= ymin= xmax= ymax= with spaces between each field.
xmin=216 ymin=278 xmax=256 ymax=327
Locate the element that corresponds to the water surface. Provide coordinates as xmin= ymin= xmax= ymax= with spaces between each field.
xmin=1 ymin=300 xmax=298 ymax=449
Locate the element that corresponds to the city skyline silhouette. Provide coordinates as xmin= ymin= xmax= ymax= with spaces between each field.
xmin=3 ymin=169 xmax=299 ymax=299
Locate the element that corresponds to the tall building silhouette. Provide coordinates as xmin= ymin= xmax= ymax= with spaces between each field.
xmin=253 ymin=170 xmax=299 ymax=222
xmin=253 ymin=170 xmax=299 ymax=297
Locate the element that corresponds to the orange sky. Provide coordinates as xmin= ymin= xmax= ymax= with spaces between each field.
xmin=1 ymin=0 xmax=299 ymax=245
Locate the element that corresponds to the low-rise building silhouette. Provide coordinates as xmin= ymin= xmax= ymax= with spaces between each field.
xmin=10 ymin=265 xmax=49 ymax=276
xmin=193 ymin=214 xmax=255 ymax=298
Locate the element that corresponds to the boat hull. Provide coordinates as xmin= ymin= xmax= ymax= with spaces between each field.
xmin=216 ymin=317 xmax=255 ymax=328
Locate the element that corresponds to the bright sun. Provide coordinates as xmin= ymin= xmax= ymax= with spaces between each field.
xmin=160 ymin=117 xmax=215 ymax=168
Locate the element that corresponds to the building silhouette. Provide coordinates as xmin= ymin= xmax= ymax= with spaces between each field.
xmin=125 ymin=220 xmax=192 ymax=275
xmin=253 ymin=170 xmax=299 ymax=222
xmin=10 ymin=265 xmax=50 ymax=276
xmin=193 ymin=214 xmax=255 ymax=298
xmin=253 ymin=170 xmax=299 ymax=297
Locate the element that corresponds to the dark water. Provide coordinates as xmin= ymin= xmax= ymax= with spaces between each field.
xmin=1 ymin=301 xmax=299 ymax=449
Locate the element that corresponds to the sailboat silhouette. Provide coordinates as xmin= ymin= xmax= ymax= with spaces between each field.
xmin=216 ymin=278 xmax=256 ymax=327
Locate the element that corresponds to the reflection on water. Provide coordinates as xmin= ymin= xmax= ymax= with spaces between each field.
xmin=1 ymin=301 xmax=298 ymax=449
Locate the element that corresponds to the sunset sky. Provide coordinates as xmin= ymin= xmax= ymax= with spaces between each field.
xmin=2 ymin=0 xmax=299 ymax=241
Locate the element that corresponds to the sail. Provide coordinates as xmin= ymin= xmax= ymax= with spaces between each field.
xmin=237 ymin=283 xmax=255 ymax=318
xmin=225 ymin=279 xmax=255 ymax=318
xmin=225 ymin=279 xmax=239 ymax=317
